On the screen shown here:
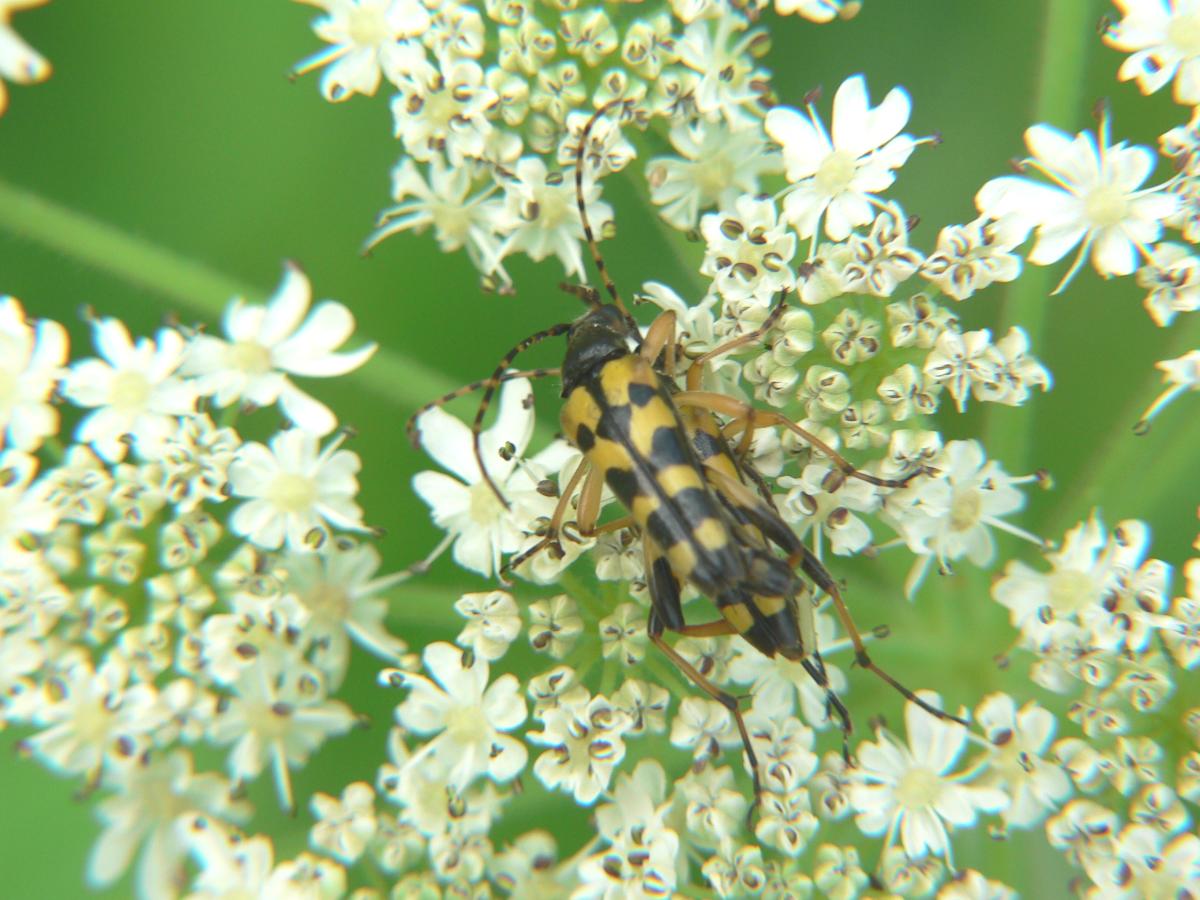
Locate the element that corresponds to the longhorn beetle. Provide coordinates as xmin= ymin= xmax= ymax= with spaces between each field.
xmin=407 ymin=100 xmax=967 ymax=802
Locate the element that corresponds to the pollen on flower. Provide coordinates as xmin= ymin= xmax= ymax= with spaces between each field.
xmin=267 ymin=472 xmax=318 ymax=513
xmin=893 ymin=766 xmax=945 ymax=810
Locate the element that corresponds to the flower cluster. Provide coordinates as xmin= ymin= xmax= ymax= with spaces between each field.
xmin=987 ymin=512 xmax=1200 ymax=898
xmin=0 ymin=269 xmax=398 ymax=896
xmin=4 ymin=0 xmax=1200 ymax=897
xmin=294 ymin=0 xmax=859 ymax=288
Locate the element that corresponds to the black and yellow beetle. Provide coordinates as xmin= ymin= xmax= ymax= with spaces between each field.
xmin=408 ymin=100 xmax=964 ymax=800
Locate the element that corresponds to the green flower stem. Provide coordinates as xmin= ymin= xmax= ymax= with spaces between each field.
xmin=982 ymin=0 xmax=1097 ymax=471
xmin=384 ymin=584 xmax=465 ymax=629
xmin=0 ymin=176 xmax=553 ymax=447
xmin=558 ymin=569 xmax=608 ymax=621
xmin=1047 ymin=315 xmax=1200 ymax=535
xmin=617 ymin=163 xmax=707 ymax=302
xmin=0 ymin=176 xmax=249 ymax=312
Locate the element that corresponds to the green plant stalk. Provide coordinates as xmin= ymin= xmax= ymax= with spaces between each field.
xmin=982 ymin=0 xmax=1097 ymax=471
xmin=0 ymin=176 xmax=559 ymax=446
xmin=1047 ymin=317 xmax=1200 ymax=535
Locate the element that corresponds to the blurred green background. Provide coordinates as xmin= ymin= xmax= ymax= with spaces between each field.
xmin=1 ymin=0 xmax=1198 ymax=895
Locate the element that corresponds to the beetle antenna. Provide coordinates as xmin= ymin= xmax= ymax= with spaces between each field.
xmin=574 ymin=99 xmax=633 ymax=321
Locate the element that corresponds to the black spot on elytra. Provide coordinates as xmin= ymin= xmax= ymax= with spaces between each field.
xmin=649 ymin=425 xmax=690 ymax=469
xmin=672 ymin=486 xmax=719 ymax=526
xmin=606 ymin=465 xmax=640 ymax=507
xmin=646 ymin=553 xmax=685 ymax=630
xmin=627 ymin=381 xmax=657 ymax=407
xmin=575 ymin=423 xmax=596 ymax=452
xmin=691 ymin=427 xmax=725 ymax=462
xmin=646 ymin=507 xmax=689 ymax=551
xmin=595 ymin=401 xmax=633 ymax=442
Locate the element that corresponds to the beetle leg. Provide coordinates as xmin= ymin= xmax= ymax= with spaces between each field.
xmin=639 ymin=309 xmax=678 ymax=374
xmin=790 ymin=543 xmax=970 ymax=729
xmin=797 ymin=653 xmax=853 ymax=762
xmin=675 ymin=390 xmax=923 ymax=488
xmin=569 ymin=460 xmax=635 ymax=538
xmin=646 ymin=608 xmax=764 ymax=812
xmin=674 ymin=620 xmax=736 ymax=637
xmin=504 ymin=458 xmax=592 ymax=575
xmin=685 ymin=291 xmax=789 ymax=391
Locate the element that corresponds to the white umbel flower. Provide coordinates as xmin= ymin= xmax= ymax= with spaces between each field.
xmin=0 ymin=449 xmax=58 ymax=563
xmin=647 ymin=119 xmax=782 ymax=230
xmin=1105 ymin=0 xmax=1200 ymax=104
xmin=976 ymin=117 xmax=1178 ymax=293
xmin=208 ymin=666 xmax=360 ymax=811
xmin=391 ymin=59 xmax=497 ymax=165
xmin=919 ymin=217 xmax=1024 ymax=301
xmin=283 ymin=540 xmax=409 ymax=688
xmin=1137 ymin=349 xmax=1200 ymax=430
xmin=578 ymin=759 xmax=680 ymax=899
xmin=63 ymin=318 xmax=198 ymax=462
xmin=182 ymin=819 xmax=277 ymax=898
xmin=849 ymin=691 xmax=1008 ymax=863
xmin=309 ymin=781 xmax=377 ymax=864
xmin=972 ymin=693 xmax=1072 ymax=829
xmin=0 ymin=0 xmax=52 ymax=117
xmin=701 ymin=195 xmax=796 ymax=304
xmin=528 ymin=692 xmax=631 ymax=805
xmin=0 ymin=297 xmax=67 ymax=451
xmin=775 ymin=0 xmax=858 ymax=21
xmin=366 ymin=156 xmax=506 ymax=280
xmin=882 ymin=439 xmax=1043 ymax=598
xmin=183 ymin=262 xmax=376 ymax=436
xmin=766 ymin=74 xmax=917 ymax=242
xmin=388 ymin=641 xmax=528 ymax=790
xmin=993 ymin=514 xmax=1174 ymax=663
xmin=411 ymin=376 xmax=557 ymax=578
xmin=229 ymin=428 xmax=367 ymax=552
xmin=23 ymin=657 xmax=162 ymax=780
xmin=1085 ymin=824 xmax=1200 ymax=899
xmin=88 ymin=750 xmax=247 ymax=898
xmin=493 ymin=156 xmax=614 ymax=279
xmin=293 ymin=0 xmax=431 ymax=101
xmin=454 ymin=589 xmax=521 ymax=661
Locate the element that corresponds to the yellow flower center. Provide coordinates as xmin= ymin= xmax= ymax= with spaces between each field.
xmin=894 ymin=766 xmax=944 ymax=810
xmin=1048 ymin=569 xmax=1096 ymax=615
xmin=0 ymin=368 xmax=15 ymax=408
xmin=422 ymin=81 xmax=459 ymax=134
xmin=534 ymin=186 xmax=571 ymax=229
xmin=302 ymin=580 xmax=350 ymax=624
xmin=469 ymin=479 xmax=505 ymax=526
xmin=228 ymin=340 xmax=273 ymax=375
xmin=108 ymin=370 xmax=152 ymax=412
xmin=347 ymin=4 xmax=390 ymax=47
xmin=815 ymin=150 xmax=858 ymax=195
xmin=694 ymin=156 xmax=736 ymax=198
xmin=1084 ymin=184 xmax=1130 ymax=228
xmin=432 ymin=203 xmax=472 ymax=245
xmin=949 ymin=488 xmax=982 ymax=532
xmin=1167 ymin=13 xmax=1200 ymax=57
xmin=445 ymin=703 xmax=488 ymax=745
xmin=267 ymin=473 xmax=317 ymax=513
xmin=75 ymin=699 xmax=116 ymax=744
